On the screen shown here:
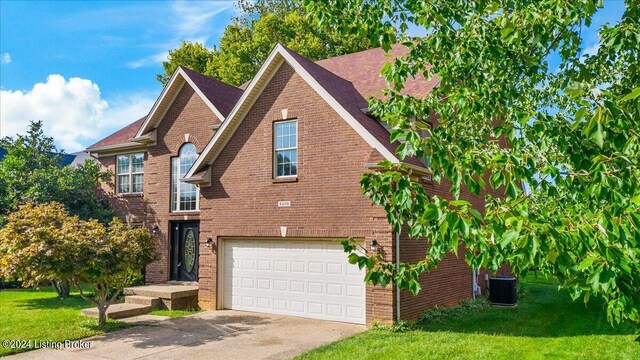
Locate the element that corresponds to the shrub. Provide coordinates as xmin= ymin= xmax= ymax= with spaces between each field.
xmin=372 ymin=320 xmax=413 ymax=332
xmin=418 ymin=298 xmax=491 ymax=326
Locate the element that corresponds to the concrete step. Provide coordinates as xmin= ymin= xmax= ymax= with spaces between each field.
xmin=124 ymin=285 xmax=198 ymax=300
xmin=125 ymin=295 xmax=162 ymax=308
xmin=81 ymin=303 xmax=151 ymax=319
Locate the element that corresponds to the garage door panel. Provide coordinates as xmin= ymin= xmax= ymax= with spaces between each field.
xmin=223 ymin=239 xmax=366 ymax=324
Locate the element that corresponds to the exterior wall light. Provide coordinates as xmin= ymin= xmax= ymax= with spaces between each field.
xmin=205 ymin=237 xmax=214 ymax=248
xmin=152 ymin=225 xmax=159 ymax=235
xmin=370 ymin=239 xmax=379 ymax=252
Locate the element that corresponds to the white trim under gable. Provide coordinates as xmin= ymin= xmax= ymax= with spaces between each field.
xmin=184 ymin=44 xmax=399 ymax=182
xmin=133 ymin=67 xmax=224 ymax=140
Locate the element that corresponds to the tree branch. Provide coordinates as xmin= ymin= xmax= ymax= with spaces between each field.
xmin=72 ymin=280 xmax=99 ymax=307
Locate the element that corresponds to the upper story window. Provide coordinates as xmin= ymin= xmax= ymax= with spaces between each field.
xmin=274 ymin=120 xmax=298 ymax=178
xmin=418 ymin=121 xmax=433 ymax=169
xmin=116 ymin=153 xmax=144 ymax=194
xmin=171 ymin=143 xmax=199 ymax=212
xmin=418 ymin=121 xmax=433 ymax=180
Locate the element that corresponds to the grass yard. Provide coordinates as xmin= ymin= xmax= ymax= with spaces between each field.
xmin=298 ymin=276 xmax=640 ymax=360
xmin=148 ymin=308 xmax=201 ymax=318
xmin=0 ymin=286 xmax=131 ymax=357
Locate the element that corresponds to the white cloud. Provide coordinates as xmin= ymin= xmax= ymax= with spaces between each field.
xmin=1 ymin=53 xmax=10 ymax=64
xmin=126 ymin=0 xmax=233 ymax=68
xmin=126 ymin=52 xmax=169 ymax=69
xmin=0 ymin=75 xmax=155 ymax=152
xmin=172 ymin=0 xmax=230 ymax=41
xmin=582 ymin=42 xmax=600 ymax=58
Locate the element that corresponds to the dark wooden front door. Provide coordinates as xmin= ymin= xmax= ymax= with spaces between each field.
xmin=170 ymin=221 xmax=199 ymax=282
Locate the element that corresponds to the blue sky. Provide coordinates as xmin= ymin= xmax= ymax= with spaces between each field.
xmin=1 ymin=1 xmax=235 ymax=95
xmin=0 ymin=0 xmax=626 ymax=152
xmin=0 ymin=0 xmax=237 ymax=152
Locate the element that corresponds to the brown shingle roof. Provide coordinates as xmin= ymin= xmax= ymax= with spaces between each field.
xmin=316 ymin=44 xmax=438 ymax=100
xmin=238 ymin=44 xmax=437 ymax=99
xmin=89 ymin=45 xmax=435 ymax=166
xmin=89 ymin=68 xmax=243 ymax=151
xmin=180 ymin=67 xmax=243 ymax=117
xmin=282 ymin=46 xmax=425 ymax=167
xmin=87 ymin=117 xmax=146 ymax=150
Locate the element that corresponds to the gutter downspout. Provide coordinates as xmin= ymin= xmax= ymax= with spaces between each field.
xmin=395 ymin=231 xmax=401 ymax=322
xmin=472 ymin=268 xmax=477 ymax=300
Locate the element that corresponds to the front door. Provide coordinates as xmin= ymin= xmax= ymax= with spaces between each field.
xmin=170 ymin=221 xmax=199 ymax=282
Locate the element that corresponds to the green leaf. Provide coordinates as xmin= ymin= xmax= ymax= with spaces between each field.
xmin=574 ymin=107 xmax=588 ymax=123
xmin=593 ymin=119 xmax=604 ymax=148
xmin=565 ymin=82 xmax=583 ymax=97
xmin=469 ymin=208 xmax=483 ymax=222
xmin=501 ymin=230 xmax=519 ymax=247
xmin=500 ymin=23 xmax=514 ymax=40
xmin=620 ymin=87 xmax=640 ymax=101
xmin=506 ymin=181 xmax=518 ymax=198
xmin=450 ymin=200 xmax=471 ymax=207
xmin=577 ymin=256 xmax=595 ymax=270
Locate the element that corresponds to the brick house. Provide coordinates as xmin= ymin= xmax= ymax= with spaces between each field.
xmin=87 ymin=44 xmax=506 ymax=325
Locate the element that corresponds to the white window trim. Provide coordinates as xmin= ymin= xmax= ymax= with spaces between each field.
xmin=116 ymin=153 xmax=144 ymax=195
xmin=419 ymin=121 xmax=433 ymax=180
xmin=171 ymin=149 xmax=200 ymax=212
xmin=273 ymin=119 xmax=298 ymax=179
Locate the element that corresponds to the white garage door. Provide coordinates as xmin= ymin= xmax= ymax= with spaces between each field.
xmin=222 ymin=239 xmax=366 ymax=324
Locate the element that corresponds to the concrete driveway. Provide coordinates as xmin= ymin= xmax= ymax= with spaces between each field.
xmin=7 ymin=310 xmax=364 ymax=360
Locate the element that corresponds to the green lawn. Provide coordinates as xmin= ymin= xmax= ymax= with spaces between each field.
xmin=0 ymin=287 xmax=130 ymax=357
xmin=298 ymin=276 xmax=640 ymax=360
xmin=148 ymin=308 xmax=201 ymax=318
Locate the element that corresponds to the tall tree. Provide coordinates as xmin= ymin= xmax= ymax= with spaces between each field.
xmin=157 ymin=41 xmax=215 ymax=87
xmin=0 ymin=121 xmax=113 ymax=225
xmin=157 ymin=0 xmax=374 ymax=87
xmin=0 ymin=121 xmax=114 ymax=297
xmin=306 ymin=0 xmax=640 ymax=332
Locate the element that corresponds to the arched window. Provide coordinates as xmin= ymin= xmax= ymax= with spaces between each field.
xmin=171 ymin=143 xmax=199 ymax=211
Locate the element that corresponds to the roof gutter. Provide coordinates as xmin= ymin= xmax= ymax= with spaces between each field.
xmin=396 ymin=231 xmax=401 ymax=322
xmin=130 ymin=129 xmax=157 ymax=145
xmin=182 ymin=166 xmax=212 ymax=186
xmin=85 ymin=142 xmax=148 ymax=158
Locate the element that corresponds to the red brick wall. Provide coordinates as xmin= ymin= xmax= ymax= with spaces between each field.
xmin=398 ymin=169 xmax=512 ymax=320
xmin=197 ymin=63 xmax=395 ymax=324
xmin=397 ymin=178 xmax=477 ymax=321
xmin=95 ymin=62 xmax=510 ymax=325
xmin=96 ymin=84 xmax=220 ymax=283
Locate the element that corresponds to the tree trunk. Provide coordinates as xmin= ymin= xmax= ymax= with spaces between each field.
xmin=98 ymin=306 xmax=107 ymax=326
xmin=52 ymin=279 xmax=70 ymax=298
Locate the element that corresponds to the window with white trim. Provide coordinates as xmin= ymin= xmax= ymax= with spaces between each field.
xmin=419 ymin=121 xmax=433 ymax=180
xmin=171 ymin=143 xmax=199 ymax=211
xmin=274 ymin=120 xmax=298 ymax=177
xmin=418 ymin=121 xmax=433 ymax=168
xmin=116 ymin=153 xmax=144 ymax=194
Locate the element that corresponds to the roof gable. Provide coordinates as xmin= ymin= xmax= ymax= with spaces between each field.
xmin=283 ymin=47 xmax=424 ymax=168
xmin=237 ymin=45 xmax=438 ymax=99
xmin=185 ymin=44 xmax=413 ymax=182
xmin=134 ymin=67 xmax=242 ymax=139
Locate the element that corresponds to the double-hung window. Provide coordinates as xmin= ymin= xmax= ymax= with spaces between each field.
xmin=418 ymin=121 xmax=433 ymax=180
xmin=418 ymin=121 xmax=433 ymax=168
xmin=274 ymin=120 xmax=298 ymax=178
xmin=117 ymin=153 xmax=144 ymax=194
xmin=171 ymin=143 xmax=199 ymax=211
